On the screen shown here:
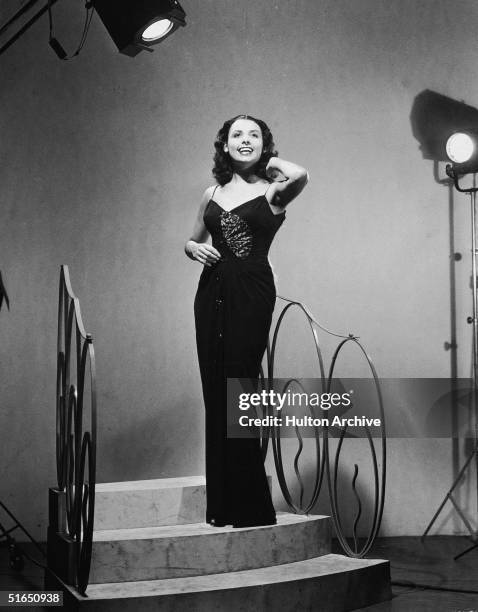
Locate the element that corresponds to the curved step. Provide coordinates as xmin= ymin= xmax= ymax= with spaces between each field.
xmin=94 ymin=476 xmax=273 ymax=530
xmin=88 ymin=512 xmax=331 ymax=583
xmin=94 ymin=477 xmax=207 ymax=529
xmin=56 ymin=554 xmax=391 ymax=612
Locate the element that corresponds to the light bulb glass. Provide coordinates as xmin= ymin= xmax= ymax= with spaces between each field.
xmin=446 ymin=133 xmax=475 ymax=164
xmin=142 ymin=19 xmax=173 ymax=41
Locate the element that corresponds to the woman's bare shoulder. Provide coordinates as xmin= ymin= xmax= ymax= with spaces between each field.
xmin=197 ymin=185 xmax=218 ymax=211
xmin=203 ymin=184 xmax=218 ymax=200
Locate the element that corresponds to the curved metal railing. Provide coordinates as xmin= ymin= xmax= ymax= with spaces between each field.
xmin=263 ymin=295 xmax=386 ymax=558
xmin=56 ymin=265 xmax=97 ymax=594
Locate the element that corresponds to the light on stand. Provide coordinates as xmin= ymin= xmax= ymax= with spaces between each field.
xmin=417 ymin=97 xmax=478 ymax=559
xmin=430 ymin=129 xmax=478 ymax=560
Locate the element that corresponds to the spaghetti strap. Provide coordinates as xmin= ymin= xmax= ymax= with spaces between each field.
xmin=264 ymin=182 xmax=273 ymax=197
xmin=211 ymin=184 xmax=219 ymax=199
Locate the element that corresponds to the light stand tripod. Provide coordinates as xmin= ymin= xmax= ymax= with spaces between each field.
xmin=421 ymin=165 xmax=478 ymax=560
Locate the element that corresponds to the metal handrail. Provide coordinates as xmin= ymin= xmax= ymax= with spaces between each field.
xmin=264 ymin=295 xmax=386 ymax=558
xmin=55 ymin=265 xmax=96 ymax=594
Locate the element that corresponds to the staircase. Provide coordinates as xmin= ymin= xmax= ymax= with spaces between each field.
xmin=46 ymin=476 xmax=391 ymax=611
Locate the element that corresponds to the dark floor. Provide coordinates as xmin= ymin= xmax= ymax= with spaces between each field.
xmin=353 ymin=536 xmax=478 ymax=611
xmin=0 ymin=537 xmax=477 ymax=611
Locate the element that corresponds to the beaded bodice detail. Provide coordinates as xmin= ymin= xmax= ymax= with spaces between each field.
xmin=219 ymin=210 xmax=253 ymax=259
xmin=203 ymin=194 xmax=285 ymax=264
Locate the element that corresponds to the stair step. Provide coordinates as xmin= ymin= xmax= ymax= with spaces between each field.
xmin=56 ymin=554 xmax=391 ymax=612
xmin=94 ymin=476 xmax=273 ymax=530
xmin=94 ymin=476 xmax=207 ymax=530
xmin=88 ymin=512 xmax=331 ymax=583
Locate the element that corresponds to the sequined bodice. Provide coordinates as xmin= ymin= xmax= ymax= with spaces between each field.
xmin=203 ymin=195 xmax=285 ymax=263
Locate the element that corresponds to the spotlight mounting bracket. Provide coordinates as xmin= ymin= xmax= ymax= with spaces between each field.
xmin=446 ymin=164 xmax=478 ymax=194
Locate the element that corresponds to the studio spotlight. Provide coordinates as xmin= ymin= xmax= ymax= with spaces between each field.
xmin=411 ymin=90 xmax=478 ymax=162
xmin=429 ymin=127 xmax=478 ymax=562
xmin=91 ymin=0 xmax=186 ymax=57
xmin=446 ymin=131 xmax=478 ymax=175
xmin=446 ymin=133 xmax=475 ymax=164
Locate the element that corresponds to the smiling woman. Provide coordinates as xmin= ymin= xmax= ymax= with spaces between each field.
xmin=225 ymin=122 xmax=263 ymax=165
xmin=185 ymin=114 xmax=308 ymax=528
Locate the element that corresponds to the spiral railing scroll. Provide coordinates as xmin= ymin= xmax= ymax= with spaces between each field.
xmin=264 ymin=295 xmax=386 ymax=558
xmin=55 ymin=265 xmax=97 ymax=594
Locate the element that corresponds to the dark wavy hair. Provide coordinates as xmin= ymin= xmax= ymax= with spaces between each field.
xmin=212 ymin=114 xmax=278 ymax=186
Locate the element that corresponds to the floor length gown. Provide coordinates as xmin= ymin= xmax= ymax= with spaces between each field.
xmin=194 ymin=184 xmax=285 ymax=528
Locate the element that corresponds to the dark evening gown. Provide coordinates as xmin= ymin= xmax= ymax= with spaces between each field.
xmin=194 ymin=185 xmax=285 ymax=528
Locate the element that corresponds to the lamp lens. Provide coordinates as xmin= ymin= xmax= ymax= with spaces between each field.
xmin=446 ymin=133 xmax=475 ymax=163
xmin=142 ymin=19 xmax=174 ymax=41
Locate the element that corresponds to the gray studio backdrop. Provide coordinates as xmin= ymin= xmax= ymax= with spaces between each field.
xmin=1 ymin=0 xmax=476 ymax=539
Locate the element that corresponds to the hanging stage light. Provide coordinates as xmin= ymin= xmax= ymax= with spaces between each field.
xmin=91 ymin=0 xmax=186 ymax=57
xmin=446 ymin=130 xmax=478 ymax=175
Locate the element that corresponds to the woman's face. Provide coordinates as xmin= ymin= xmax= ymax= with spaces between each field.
xmin=225 ymin=118 xmax=263 ymax=168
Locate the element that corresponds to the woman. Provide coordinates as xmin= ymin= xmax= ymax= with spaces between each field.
xmin=185 ymin=114 xmax=308 ymax=527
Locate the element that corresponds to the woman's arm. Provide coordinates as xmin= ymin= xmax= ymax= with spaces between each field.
xmin=185 ymin=186 xmax=222 ymax=266
xmin=265 ymin=157 xmax=309 ymax=208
